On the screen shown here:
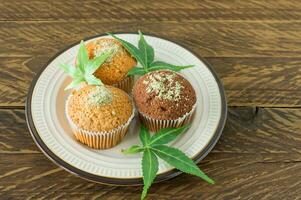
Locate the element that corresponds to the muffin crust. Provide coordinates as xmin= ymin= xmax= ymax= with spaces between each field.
xmin=86 ymin=38 xmax=136 ymax=85
xmin=67 ymin=85 xmax=133 ymax=132
xmin=133 ymin=70 xmax=196 ymax=120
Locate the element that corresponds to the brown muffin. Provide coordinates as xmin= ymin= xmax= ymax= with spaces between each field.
xmin=66 ymin=85 xmax=134 ymax=149
xmin=86 ymin=38 xmax=136 ymax=85
xmin=133 ymin=70 xmax=196 ymax=121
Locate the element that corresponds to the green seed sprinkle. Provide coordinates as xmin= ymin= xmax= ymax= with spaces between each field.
xmin=94 ymin=40 xmax=122 ymax=62
xmin=87 ymin=85 xmax=113 ymax=106
xmin=143 ymin=71 xmax=183 ymax=101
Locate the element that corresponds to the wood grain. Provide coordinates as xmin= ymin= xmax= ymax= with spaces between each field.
xmin=0 ymin=107 xmax=300 ymax=155
xmin=0 ymin=109 xmax=39 ymax=153
xmin=209 ymin=57 xmax=301 ymax=107
xmin=0 ymin=153 xmax=300 ymax=199
xmin=1 ymin=0 xmax=301 ymax=22
xmin=0 ymin=57 xmax=35 ymax=107
xmin=1 ymin=21 xmax=301 ymax=57
xmin=1 ymin=56 xmax=300 ymax=107
xmin=1 ymin=106 xmax=298 ymax=200
xmin=0 ymin=107 xmax=300 ymax=199
xmin=1 ymin=0 xmax=301 ymax=199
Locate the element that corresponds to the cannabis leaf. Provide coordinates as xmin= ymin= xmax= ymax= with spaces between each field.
xmin=122 ymin=124 xmax=214 ymax=200
xmin=108 ymin=33 xmax=146 ymax=68
xmin=121 ymin=145 xmax=144 ymax=155
xmin=149 ymin=61 xmax=194 ymax=72
xmin=77 ymin=40 xmax=89 ymax=73
xmin=141 ymin=148 xmax=158 ymax=200
xmin=127 ymin=67 xmax=147 ymax=76
xmin=152 ymin=145 xmax=215 ymax=184
xmin=138 ymin=30 xmax=154 ymax=67
xmin=108 ymin=31 xmax=194 ymax=76
xmin=59 ymin=40 xmax=112 ymax=90
xmin=148 ymin=125 xmax=190 ymax=146
xmin=140 ymin=124 xmax=151 ymax=146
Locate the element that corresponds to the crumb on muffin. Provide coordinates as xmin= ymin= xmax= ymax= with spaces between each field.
xmin=67 ymin=85 xmax=133 ymax=132
xmin=86 ymin=38 xmax=137 ymax=85
xmin=133 ymin=70 xmax=196 ymax=120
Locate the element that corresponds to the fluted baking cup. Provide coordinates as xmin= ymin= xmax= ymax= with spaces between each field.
xmin=65 ymin=94 xmax=135 ymax=149
xmin=138 ymin=103 xmax=196 ymax=132
xmin=113 ymin=76 xmax=134 ymax=94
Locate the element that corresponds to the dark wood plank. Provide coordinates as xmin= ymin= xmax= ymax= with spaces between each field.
xmin=216 ymin=107 xmax=301 ymax=154
xmin=0 ymin=1 xmax=300 ymax=199
xmin=209 ymin=57 xmax=301 ymax=107
xmin=0 ymin=108 xmax=300 ymax=199
xmin=1 ymin=56 xmax=301 ymax=107
xmin=0 ymin=153 xmax=300 ymax=199
xmin=1 ymin=107 xmax=300 ymax=155
xmin=1 ymin=0 xmax=301 ymax=21
xmin=1 ymin=21 xmax=301 ymax=57
xmin=0 ymin=57 xmax=35 ymax=107
xmin=0 ymin=109 xmax=39 ymax=153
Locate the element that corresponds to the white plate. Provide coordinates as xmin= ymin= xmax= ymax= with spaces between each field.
xmin=26 ymin=33 xmax=227 ymax=185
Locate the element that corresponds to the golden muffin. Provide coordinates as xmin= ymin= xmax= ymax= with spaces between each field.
xmin=66 ymin=85 xmax=134 ymax=149
xmin=86 ymin=38 xmax=136 ymax=91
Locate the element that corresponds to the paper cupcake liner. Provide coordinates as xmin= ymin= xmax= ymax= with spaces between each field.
xmin=138 ymin=104 xmax=196 ymax=132
xmin=65 ymin=94 xmax=135 ymax=149
xmin=113 ymin=76 xmax=134 ymax=94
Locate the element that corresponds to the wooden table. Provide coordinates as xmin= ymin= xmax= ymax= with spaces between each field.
xmin=1 ymin=1 xmax=301 ymax=199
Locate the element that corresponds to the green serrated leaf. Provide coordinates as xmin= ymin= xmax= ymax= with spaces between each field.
xmin=77 ymin=40 xmax=89 ymax=73
xmin=59 ymin=40 xmax=108 ymax=89
xmin=108 ymin=33 xmax=146 ymax=68
xmin=140 ymin=124 xmax=151 ymax=146
xmin=149 ymin=125 xmax=190 ymax=146
xmin=149 ymin=61 xmax=194 ymax=72
xmin=85 ymin=75 xmax=103 ymax=86
xmin=141 ymin=148 xmax=158 ymax=200
xmin=152 ymin=145 xmax=215 ymax=184
xmin=85 ymin=50 xmax=112 ymax=75
xmin=59 ymin=63 xmax=79 ymax=77
xmin=64 ymin=77 xmax=84 ymax=90
xmin=122 ymin=145 xmax=144 ymax=155
xmin=127 ymin=67 xmax=147 ymax=76
xmin=138 ymin=30 xmax=154 ymax=67
xmin=150 ymin=61 xmax=176 ymax=68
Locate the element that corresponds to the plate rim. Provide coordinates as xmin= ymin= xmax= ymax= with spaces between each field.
xmin=25 ymin=32 xmax=227 ymax=186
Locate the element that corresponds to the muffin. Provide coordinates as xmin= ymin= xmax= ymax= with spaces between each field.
xmin=66 ymin=85 xmax=135 ymax=149
xmin=85 ymin=38 xmax=136 ymax=93
xmin=132 ymin=70 xmax=196 ymax=132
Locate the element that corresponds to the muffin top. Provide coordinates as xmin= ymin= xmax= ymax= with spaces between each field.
xmin=86 ymin=38 xmax=136 ymax=85
xmin=67 ymin=85 xmax=133 ymax=132
xmin=133 ymin=70 xmax=196 ymax=120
